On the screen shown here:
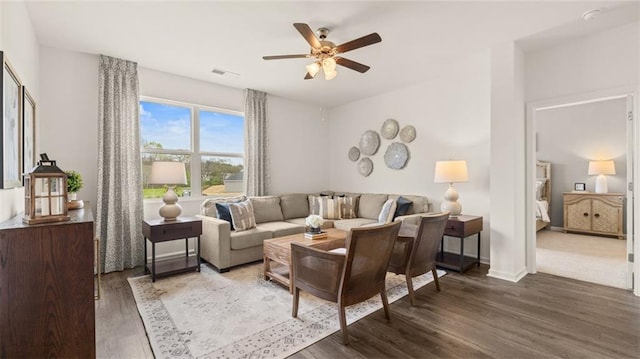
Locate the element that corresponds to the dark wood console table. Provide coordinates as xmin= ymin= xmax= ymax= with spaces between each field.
xmin=0 ymin=208 xmax=95 ymax=358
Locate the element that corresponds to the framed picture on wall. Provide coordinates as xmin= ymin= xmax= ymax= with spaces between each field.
xmin=22 ymin=86 xmax=36 ymax=175
xmin=574 ymin=182 xmax=586 ymax=192
xmin=2 ymin=51 xmax=23 ymax=189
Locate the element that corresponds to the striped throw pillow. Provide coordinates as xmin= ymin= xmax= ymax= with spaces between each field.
xmin=319 ymin=197 xmax=341 ymax=220
xmin=228 ymin=200 xmax=256 ymax=232
xmin=338 ymin=196 xmax=359 ymax=219
xmin=378 ymin=199 xmax=397 ymax=224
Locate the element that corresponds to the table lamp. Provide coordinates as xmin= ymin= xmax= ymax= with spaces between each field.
xmin=588 ymin=160 xmax=615 ymax=194
xmin=434 ymin=160 xmax=469 ymax=217
xmin=149 ymin=161 xmax=187 ymax=221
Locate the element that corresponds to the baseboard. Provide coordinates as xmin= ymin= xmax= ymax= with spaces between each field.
xmin=549 ymin=226 xmax=564 ymax=232
xmin=487 ymin=266 xmax=528 ymax=282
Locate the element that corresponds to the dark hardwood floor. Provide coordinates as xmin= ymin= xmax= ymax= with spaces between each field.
xmin=95 ymin=264 xmax=640 ymax=358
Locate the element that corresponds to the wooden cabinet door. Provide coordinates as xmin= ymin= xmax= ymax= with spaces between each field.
xmin=591 ymin=198 xmax=621 ymax=234
xmin=565 ymin=198 xmax=591 ymax=231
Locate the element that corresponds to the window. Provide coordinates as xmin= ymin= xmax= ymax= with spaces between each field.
xmin=140 ymin=99 xmax=244 ymax=199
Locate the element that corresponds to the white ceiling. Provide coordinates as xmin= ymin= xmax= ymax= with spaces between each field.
xmin=24 ymin=1 xmax=639 ymax=108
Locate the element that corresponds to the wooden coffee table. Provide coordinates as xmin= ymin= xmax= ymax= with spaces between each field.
xmin=263 ymin=228 xmax=347 ymax=293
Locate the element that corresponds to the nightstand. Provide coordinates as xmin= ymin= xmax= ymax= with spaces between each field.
xmin=436 ymin=214 xmax=483 ymax=273
xmin=142 ymin=216 xmax=203 ymax=282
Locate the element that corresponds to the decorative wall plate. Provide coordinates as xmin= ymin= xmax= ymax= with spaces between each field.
xmin=380 ymin=119 xmax=399 ymax=140
xmin=358 ymin=130 xmax=380 ymax=156
xmin=348 ymin=146 xmax=360 ymax=161
xmin=357 ymin=157 xmax=374 ymax=177
xmin=384 ymin=142 xmax=409 ymax=169
xmin=399 ymin=125 xmax=416 ymax=143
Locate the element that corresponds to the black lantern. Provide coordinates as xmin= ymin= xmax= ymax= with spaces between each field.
xmin=23 ymin=153 xmax=70 ymax=224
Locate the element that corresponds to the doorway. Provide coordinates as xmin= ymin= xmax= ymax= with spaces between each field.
xmin=526 ymin=90 xmax=636 ymax=291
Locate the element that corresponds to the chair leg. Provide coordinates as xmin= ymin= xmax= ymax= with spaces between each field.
xmin=339 ymin=305 xmax=349 ymax=345
xmin=431 ymin=267 xmax=441 ymax=292
xmin=380 ymin=288 xmax=391 ymax=321
xmin=406 ymin=274 xmax=416 ymax=306
xmin=292 ymin=287 xmax=299 ymax=318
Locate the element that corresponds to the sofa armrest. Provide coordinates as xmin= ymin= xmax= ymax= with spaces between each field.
xmin=394 ymin=212 xmax=440 ymax=226
xmin=196 ymin=214 xmax=232 ymax=271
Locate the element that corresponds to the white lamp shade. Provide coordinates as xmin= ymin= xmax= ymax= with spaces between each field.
xmin=306 ymin=62 xmax=320 ymax=77
xmin=588 ymin=160 xmax=616 ymax=175
xmin=149 ymin=161 xmax=187 ymax=185
xmin=434 ymin=160 xmax=469 ymax=183
xmin=322 ymin=57 xmax=337 ymax=72
xmin=324 ymin=69 xmax=337 ymax=80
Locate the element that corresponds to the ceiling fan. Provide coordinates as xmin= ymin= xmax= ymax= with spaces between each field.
xmin=263 ymin=23 xmax=382 ymax=80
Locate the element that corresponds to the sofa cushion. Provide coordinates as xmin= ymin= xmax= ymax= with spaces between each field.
xmin=279 ymin=193 xmax=310 ymax=220
xmin=286 ymin=218 xmax=335 ymax=229
xmin=358 ymin=193 xmax=389 ymax=219
xmin=378 ymin=199 xmax=397 ymax=224
xmin=333 ymin=218 xmax=378 ymax=232
xmin=230 ymin=227 xmax=272 ymax=250
xmin=393 ymin=196 xmax=413 ymax=220
xmin=228 ymin=200 xmax=256 ymax=232
xmin=201 ymin=195 xmax=246 ymax=217
xmin=389 ymin=194 xmax=430 ymax=214
xmin=257 ymin=221 xmax=305 ymax=237
xmin=249 ymin=196 xmax=284 ymax=224
xmin=215 ymin=202 xmax=234 ymax=230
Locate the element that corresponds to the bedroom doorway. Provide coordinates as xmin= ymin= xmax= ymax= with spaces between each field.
xmin=525 ymin=90 xmax=636 ymax=291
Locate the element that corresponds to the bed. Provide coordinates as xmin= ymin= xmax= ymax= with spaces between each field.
xmin=535 ymin=160 xmax=551 ymax=231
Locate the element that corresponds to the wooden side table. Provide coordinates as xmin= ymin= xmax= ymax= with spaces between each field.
xmin=142 ymin=216 xmax=203 ymax=282
xmin=436 ymin=215 xmax=483 ymax=273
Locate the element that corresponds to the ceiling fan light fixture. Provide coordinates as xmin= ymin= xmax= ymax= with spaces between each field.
xmin=322 ymin=57 xmax=337 ymax=72
xmin=324 ymin=69 xmax=337 ymax=80
xmin=306 ymin=62 xmax=321 ymax=77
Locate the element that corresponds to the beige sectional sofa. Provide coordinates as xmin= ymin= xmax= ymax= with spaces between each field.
xmin=195 ymin=191 xmax=431 ymax=272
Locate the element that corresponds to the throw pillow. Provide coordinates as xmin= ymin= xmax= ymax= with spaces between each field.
xmin=319 ymin=197 xmax=341 ymax=220
xmin=393 ymin=196 xmax=413 ymax=220
xmin=215 ymin=202 xmax=234 ymax=230
xmin=201 ymin=195 xmax=246 ymax=217
xmin=535 ymin=178 xmax=547 ymax=200
xmin=228 ymin=200 xmax=256 ymax=232
xmin=378 ymin=199 xmax=397 ymax=224
xmin=338 ymin=196 xmax=359 ymax=219
xmin=308 ymin=195 xmax=321 ymax=215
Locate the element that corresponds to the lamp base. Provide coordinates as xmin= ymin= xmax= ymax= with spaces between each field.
xmin=159 ymin=186 xmax=182 ymax=221
xmin=594 ymin=174 xmax=608 ymax=194
xmin=441 ymin=184 xmax=462 ymax=217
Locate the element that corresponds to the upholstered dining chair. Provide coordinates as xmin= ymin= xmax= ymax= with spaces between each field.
xmin=291 ymin=221 xmax=401 ymax=345
xmin=388 ymin=212 xmax=449 ymax=306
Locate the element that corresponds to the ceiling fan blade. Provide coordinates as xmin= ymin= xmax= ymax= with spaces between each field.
xmin=304 ymin=72 xmax=314 ymax=80
xmin=335 ymin=33 xmax=382 ymax=54
xmin=262 ymin=54 xmax=310 ymax=60
xmin=335 ymin=57 xmax=370 ymax=73
xmin=293 ymin=23 xmax=322 ymax=49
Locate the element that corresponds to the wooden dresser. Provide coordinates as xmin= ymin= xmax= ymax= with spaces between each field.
xmin=0 ymin=208 xmax=95 ymax=358
xmin=562 ymin=192 xmax=624 ymax=239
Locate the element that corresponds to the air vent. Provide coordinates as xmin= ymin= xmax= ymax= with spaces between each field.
xmin=211 ymin=68 xmax=239 ymax=76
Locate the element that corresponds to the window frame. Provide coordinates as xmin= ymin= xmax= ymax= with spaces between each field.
xmin=140 ymin=96 xmax=245 ymax=200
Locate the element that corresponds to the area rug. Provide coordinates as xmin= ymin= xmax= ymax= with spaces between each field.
xmin=128 ymin=262 xmax=444 ymax=359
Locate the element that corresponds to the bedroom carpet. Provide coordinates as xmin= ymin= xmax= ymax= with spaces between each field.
xmin=127 ymin=262 xmax=444 ymax=359
xmin=536 ymin=230 xmax=627 ymax=289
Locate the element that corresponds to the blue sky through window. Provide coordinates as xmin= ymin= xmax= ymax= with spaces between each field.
xmin=200 ymin=110 xmax=244 ymax=154
xmin=140 ymin=101 xmax=191 ymax=150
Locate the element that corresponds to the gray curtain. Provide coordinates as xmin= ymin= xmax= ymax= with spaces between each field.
xmin=97 ymin=55 xmax=143 ymax=273
xmin=244 ymin=89 xmax=269 ymax=196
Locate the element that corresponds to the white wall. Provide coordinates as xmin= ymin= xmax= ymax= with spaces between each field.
xmin=0 ymin=0 xmax=39 ymax=222
xmin=39 ymin=46 xmax=98 ymax=214
xmin=489 ymin=42 xmax=528 ymax=282
xmin=536 ymin=98 xmax=627 ymax=227
xmin=526 ymin=22 xmax=639 ymax=102
xmin=328 ymin=51 xmax=492 ymax=262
